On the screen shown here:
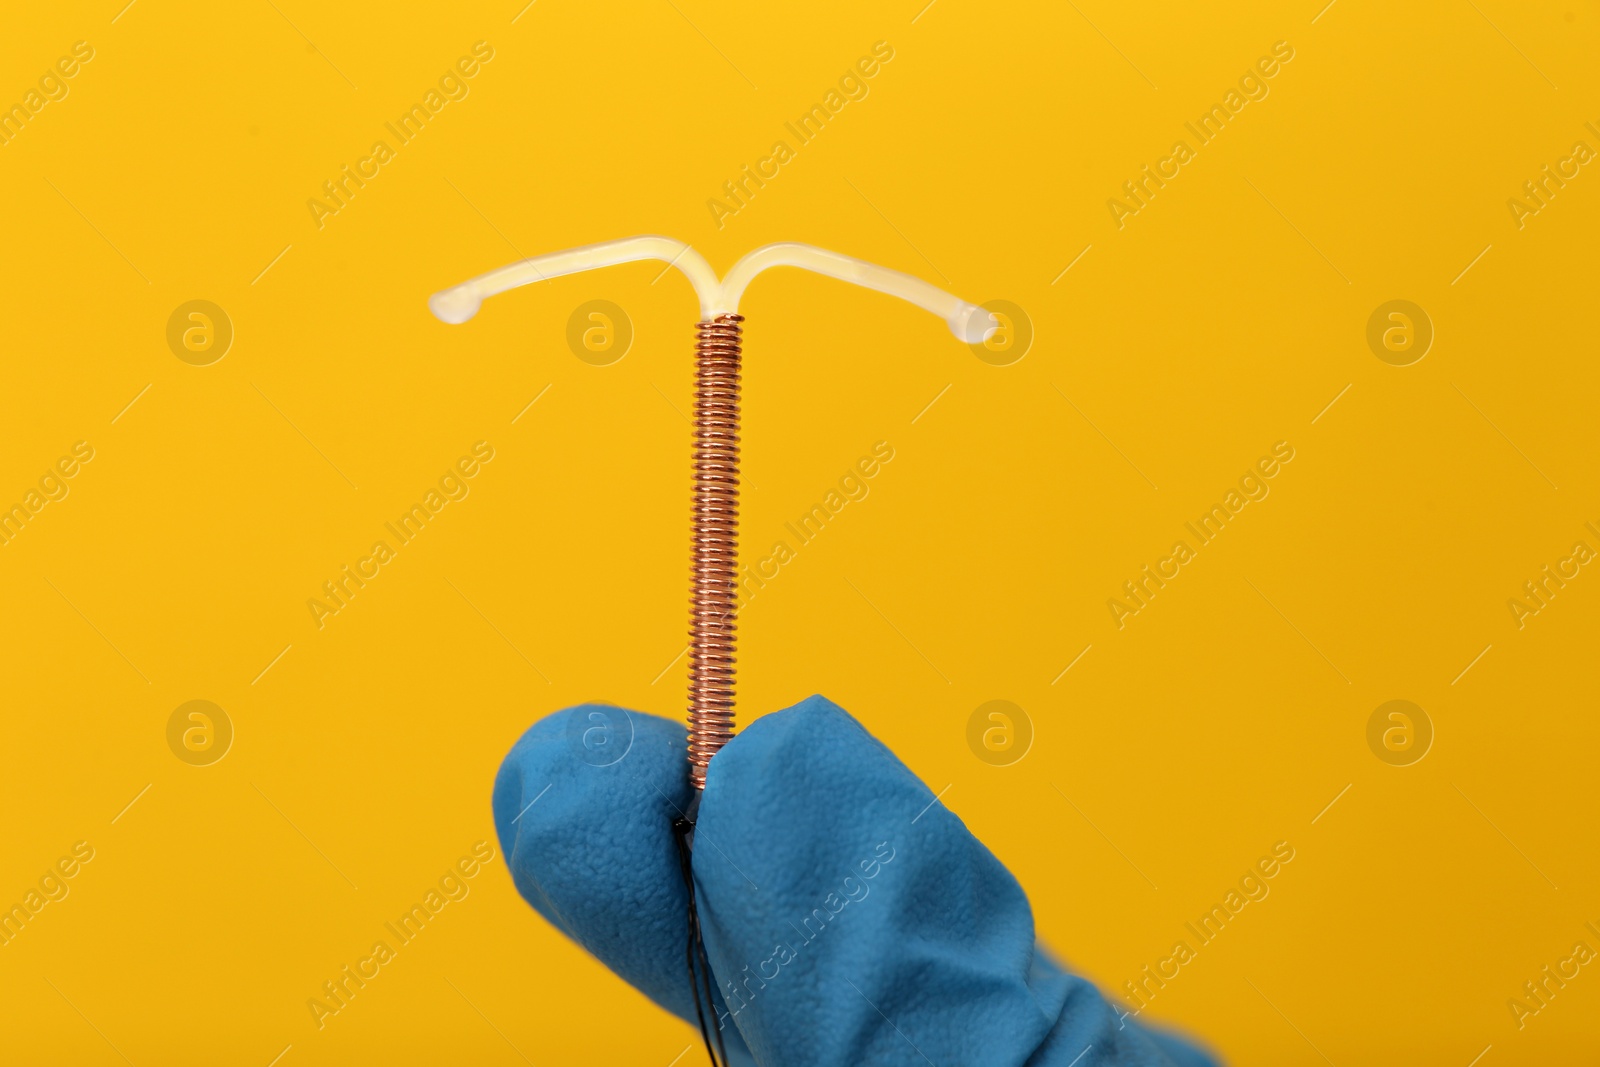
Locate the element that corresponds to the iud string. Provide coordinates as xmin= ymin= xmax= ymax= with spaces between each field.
xmin=430 ymin=237 xmax=992 ymax=1065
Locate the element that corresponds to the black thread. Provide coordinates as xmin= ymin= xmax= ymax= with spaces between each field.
xmin=673 ymin=814 xmax=730 ymax=1067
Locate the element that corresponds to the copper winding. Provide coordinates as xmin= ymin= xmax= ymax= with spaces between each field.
xmin=686 ymin=314 xmax=743 ymax=789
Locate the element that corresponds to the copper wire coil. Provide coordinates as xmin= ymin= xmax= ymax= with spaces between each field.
xmin=686 ymin=314 xmax=743 ymax=789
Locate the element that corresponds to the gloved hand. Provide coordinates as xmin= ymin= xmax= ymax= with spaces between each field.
xmin=492 ymin=694 xmax=1219 ymax=1066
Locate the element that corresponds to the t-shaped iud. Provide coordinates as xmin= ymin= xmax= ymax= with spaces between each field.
xmin=432 ymin=237 xmax=994 ymax=1066
xmin=430 ymin=237 xmax=994 ymax=789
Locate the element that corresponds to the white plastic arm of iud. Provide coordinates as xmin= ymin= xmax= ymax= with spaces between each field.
xmin=720 ymin=243 xmax=995 ymax=342
xmin=428 ymin=235 xmax=996 ymax=342
xmin=429 ymin=235 xmax=722 ymax=324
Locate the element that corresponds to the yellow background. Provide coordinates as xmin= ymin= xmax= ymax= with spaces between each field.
xmin=2 ymin=1 xmax=1597 ymax=1063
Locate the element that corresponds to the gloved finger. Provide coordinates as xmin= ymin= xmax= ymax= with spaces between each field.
xmin=692 ymin=695 xmax=1216 ymax=1067
xmin=491 ymin=704 xmax=753 ymax=1064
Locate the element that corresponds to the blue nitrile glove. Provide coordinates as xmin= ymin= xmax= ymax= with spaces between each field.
xmin=492 ymin=695 xmax=1219 ymax=1067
